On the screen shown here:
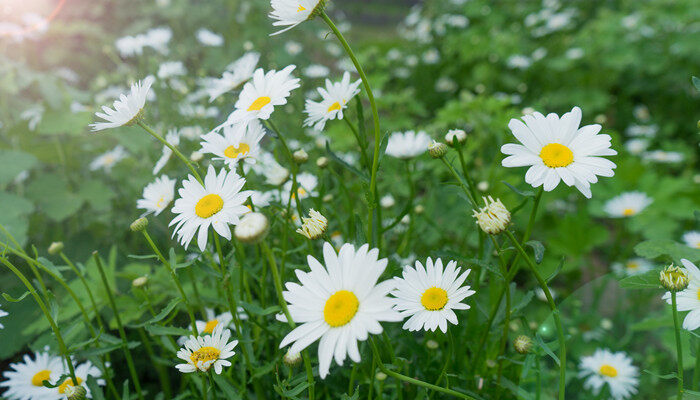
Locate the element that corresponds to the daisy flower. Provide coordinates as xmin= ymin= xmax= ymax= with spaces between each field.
xmin=248 ymin=152 xmax=289 ymax=185
xmin=56 ymin=360 xmax=104 ymax=398
xmin=304 ymin=72 xmax=362 ymax=131
xmin=196 ymin=307 xmax=247 ymax=335
xmin=281 ymin=172 xmax=318 ymax=203
xmin=269 ymin=0 xmax=324 ymax=35
xmin=663 ymin=259 xmax=700 ymax=330
xmin=0 ymin=305 xmax=7 ymax=329
xmin=170 ymin=165 xmax=252 ymax=251
xmin=200 ymin=120 xmax=266 ymax=168
xmin=201 ymin=52 xmax=259 ymax=102
xmin=0 ymin=348 xmax=65 ymax=399
xmin=385 ymin=131 xmax=432 ymax=159
xmin=682 ymin=231 xmax=700 ymax=249
xmin=391 ymin=258 xmax=474 ymax=333
xmin=89 ymin=146 xmax=128 ymax=172
xmin=137 ymin=175 xmax=176 ymax=216
xmin=153 ymin=129 xmax=180 ymax=174
xmin=612 ymin=258 xmax=653 ymax=276
xmin=501 ymin=106 xmax=617 ymax=198
xmin=175 ymin=324 xmax=238 ymax=374
xmin=249 ymin=190 xmax=276 ymax=209
xmin=157 ymin=61 xmax=186 ymax=79
xmin=603 ymin=192 xmax=652 ymax=218
xmin=90 ymin=76 xmax=154 ymax=132
xmin=196 ymin=29 xmax=223 ymax=47
xmin=578 ymin=349 xmax=639 ymax=400
xmin=277 ymin=242 xmax=402 ymax=378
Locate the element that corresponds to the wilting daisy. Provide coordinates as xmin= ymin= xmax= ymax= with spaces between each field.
xmin=391 ymin=258 xmax=474 ymax=333
xmin=579 ymin=349 xmax=639 ymax=400
xmin=386 ymin=131 xmax=432 ymax=159
xmin=201 ymin=52 xmax=259 ymax=102
xmin=281 ymin=172 xmax=318 ymax=203
xmin=603 ymin=192 xmax=652 ymax=218
xmin=501 ymin=106 xmax=617 ymax=198
xmin=200 ymin=120 xmax=266 ymax=168
xmin=89 ymin=146 xmax=128 ymax=172
xmin=137 ymin=175 xmax=176 ymax=216
xmin=153 ymin=129 xmax=180 ymax=174
xmin=175 ymin=324 xmax=238 ymax=374
xmin=0 ymin=305 xmax=7 ymax=329
xmin=683 ymin=231 xmax=700 ymax=249
xmin=304 ymin=72 xmax=362 ymax=131
xmin=277 ymin=242 xmax=402 ymax=378
xmin=56 ymin=360 xmax=104 ymax=398
xmin=170 ymin=165 xmax=252 ymax=251
xmin=269 ymin=0 xmax=324 ymax=35
xmin=90 ymin=76 xmax=154 ymax=131
xmin=0 ymin=349 xmax=65 ymax=399
xmin=663 ymin=259 xmax=700 ymax=330
xmin=612 ymin=258 xmax=653 ymax=276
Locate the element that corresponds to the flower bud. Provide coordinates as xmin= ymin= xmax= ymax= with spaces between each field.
xmin=130 ymin=217 xmax=149 ymax=232
xmin=293 ymin=149 xmax=309 ymax=164
xmin=283 ymin=350 xmax=302 ymax=367
xmin=375 ymin=372 xmax=387 ymax=381
xmin=234 ymin=212 xmax=270 ymax=244
xmin=426 ymin=339 xmax=439 ymax=350
xmin=477 ymin=181 xmax=489 ymax=192
xmin=445 ymin=129 xmax=467 ymax=146
xmin=428 ymin=141 xmax=448 ymax=159
xmin=66 ymin=385 xmax=87 ymax=400
xmin=472 ymin=196 xmax=511 ymax=235
xmin=414 ymin=204 xmax=425 ymax=214
xmin=296 ymin=209 xmax=328 ymax=240
xmin=132 ymin=276 xmax=148 ymax=287
xmin=322 ymin=194 xmax=333 ymax=203
xmin=660 ymin=264 xmax=689 ymax=292
xmin=48 ymin=242 xmax=64 ymax=255
xmin=513 ymin=335 xmax=533 ymax=354
xmin=316 ymin=156 xmax=329 ymax=168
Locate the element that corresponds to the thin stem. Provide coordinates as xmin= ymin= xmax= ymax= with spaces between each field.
xmin=672 ymin=292 xmax=684 ymax=398
xmin=455 ymin=144 xmax=478 ymax=202
xmin=439 ymin=158 xmax=477 ymax=207
xmin=694 ymin=336 xmax=700 ymax=389
xmin=60 ymin=252 xmax=105 ymax=330
xmin=137 ymin=121 xmax=202 ymax=183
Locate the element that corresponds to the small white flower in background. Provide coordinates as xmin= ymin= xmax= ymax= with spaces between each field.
xmin=250 ymin=152 xmax=289 ymax=185
xmin=435 ymin=76 xmax=457 ymax=93
xmin=445 ymin=129 xmax=467 ymax=146
xmin=201 ymin=52 xmax=260 ymax=102
xmin=200 ymin=120 xmax=266 ymax=168
xmin=282 ymin=172 xmax=318 ymax=203
xmin=153 ymin=129 xmax=180 ymax=174
xmin=612 ymin=258 xmax=653 ymax=276
xmin=682 ymin=231 xmax=700 ymax=249
xmin=663 ymin=259 xmax=700 ymax=330
xmin=20 ymin=106 xmax=44 ymax=131
xmin=296 ymin=209 xmax=328 ymax=239
xmin=90 ymin=76 xmax=154 ymax=132
xmin=277 ymin=242 xmax=402 ymax=378
xmin=176 ymin=324 xmax=238 ymax=374
xmin=180 ymin=126 xmax=205 ymax=141
xmin=196 ymin=29 xmax=224 ymax=47
xmin=642 ymin=150 xmax=684 ymax=164
xmin=235 ymin=212 xmax=270 ymax=243
xmin=170 ymin=165 xmax=252 ymax=251
xmin=137 ymin=175 xmax=176 ymax=216
xmin=473 ymin=196 xmax=511 ymax=235
xmin=195 ymin=307 xmax=247 ymax=336
xmin=626 ymin=124 xmax=657 ymax=137
xmin=157 ymin=61 xmax=186 ymax=79
xmin=565 ymin=47 xmax=584 ymax=60
xmin=249 ymin=190 xmax=276 ymax=209
xmin=380 ymin=194 xmax=396 ymax=208
xmin=603 ymin=192 xmax=652 ymax=218
xmin=90 ymin=146 xmax=128 ymax=172
xmin=507 ymin=54 xmax=532 ymax=69
xmin=0 ymin=305 xmax=7 ymax=329
xmin=501 ymin=106 xmax=617 ymax=198
xmin=422 ymin=48 xmax=440 ymax=64
xmin=624 ymin=138 xmax=649 ymax=155
xmin=578 ymin=349 xmax=639 ymax=400
xmin=284 ymin=41 xmax=303 ymax=55
xmin=269 ymin=0 xmax=324 ymax=35
xmin=115 ymin=35 xmax=145 ymax=57
xmin=392 ymin=258 xmax=474 ymax=333
xmin=143 ymin=27 xmax=173 ymax=55
xmin=304 ymin=72 xmax=362 ymax=131
xmin=633 ymin=105 xmax=650 ymax=121
xmin=386 ymin=131 xmax=432 ymax=159
xmin=303 ymin=64 xmax=330 ymax=78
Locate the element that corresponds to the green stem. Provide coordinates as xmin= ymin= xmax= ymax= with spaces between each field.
xmin=672 ymin=292 xmax=684 ymax=398
xmin=344 ymin=117 xmax=370 ymax=170
xmin=137 ymin=121 xmax=202 ymax=183
xmin=60 ymin=252 xmax=105 ymax=330
xmin=694 ymin=336 xmax=700 ymax=389
xmin=439 ymin=158 xmax=476 ymax=207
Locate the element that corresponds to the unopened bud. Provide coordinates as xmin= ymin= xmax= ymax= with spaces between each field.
xmin=293 ymin=149 xmax=308 ymax=164
xmin=66 ymin=385 xmax=87 ymax=400
xmin=234 ymin=213 xmax=270 ymax=244
xmin=426 ymin=339 xmax=439 ymax=350
xmin=316 ymin=156 xmax=329 ymax=168
xmin=132 ymin=276 xmax=148 ymax=287
xmin=48 ymin=242 xmax=64 ymax=255
xmin=283 ymin=350 xmax=302 ymax=367
xmin=445 ymin=129 xmax=467 ymax=146
xmin=660 ymin=264 xmax=689 ymax=292
xmin=375 ymin=372 xmax=387 ymax=381
xmin=428 ymin=141 xmax=448 ymax=158
xmin=414 ymin=204 xmax=425 ymax=214
xmin=513 ymin=335 xmax=533 ymax=354
xmin=130 ymin=217 xmax=149 ymax=232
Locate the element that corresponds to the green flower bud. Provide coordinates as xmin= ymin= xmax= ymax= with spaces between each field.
xmin=130 ymin=217 xmax=149 ymax=232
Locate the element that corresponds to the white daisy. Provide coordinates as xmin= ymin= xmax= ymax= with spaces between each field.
xmin=603 ymin=192 xmax=652 ymax=218
xmin=249 ymin=190 xmax=276 ymax=209
xmin=89 ymin=146 xmax=128 ymax=172
xmin=137 ymin=175 xmax=176 ymax=216
xmin=249 ymin=152 xmax=289 ymax=185
xmin=501 ymin=106 xmax=617 ymax=198
xmin=0 ymin=306 xmax=7 ymax=329
xmin=0 ymin=349 xmax=65 ymax=400
xmin=682 ymin=231 xmax=700 ymax=249
xmin=157 ymin=61 xmax=186 ymax=79
xmin=201 ymin=52 xmax=260 ymax=102
xmin=153 ymin=129 xmax=180 ymax=174
xmin=200 ymin=120 xmax=266 ymax=168
xmin=385 ymin=131 xmax=432 ymax=159
xmin=269 ymin=0 xmax=323 ymax=35
xmin=303 ymin=64 xmax=330 ymax=78
xmin=56 ymin=360 xmax=104 ymax=399
xmin=281 ymin=172 xmax=318 ymax=203
xmin=578 ymin=349 xmax=639 ymax=400
xmin=175 ymin=324 xmax=238 ymax=374
xmin=170 ymin=165 xmax=252 ymax=251
xmin=277 ymin=242 xmax=402 ymax=378
xmin=90 ymin=76 xmax=154 ymax=131
xmin=663 ymin=259 xmax=700 ymax=330
xmin=611 ymin=258 xmax=653 ymax=276
xmin=304 ymin=72 xmax=362 ymax=131
xmin=391 ymin=258 xmax=474 ymax=333
xmin=143 ymin=27 xmax=172 ymax=55
xmin=196 ymin=29 xmax=224 ymax=47
xmin=642 ymin=150 xmax=684 ymax=164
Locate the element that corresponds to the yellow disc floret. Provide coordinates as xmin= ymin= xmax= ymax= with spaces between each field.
xmin=195 ymin=194 xmax=224 ymax=218
xmin=31 ymin=370 xmax=51 ymax=387
xmin=248 ymin=96 xmax=271 ymax=111
xmin=421 ymin=287 xmax=448 ymax=311
xmin=224 ymin=143 xmax=250 ymax=159
xmin=190 ymin=346 xmax=221 ymax=369
xmin=203 ymin=319 xmax=219 ymax=334
xmin=327 ymin=102 xmax=342 ymax=112
xmin=599 ymin=364 xmax=618 ymax=378
xmin=539 ymin=143 xmax=574 ymax=168
xmin=58 ymin=377 xmax=84 ymax=394
xmin=324 ymin=290 xmax=359 ymax=327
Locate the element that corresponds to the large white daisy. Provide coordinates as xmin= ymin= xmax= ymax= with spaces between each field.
xmin=304 ymin=72 xmax=362 ymax=131
xmin=391 ymin=258 xmax=474 ymax=333
xmin=682 ymin=231 xmax=700 ymax=249
xmin=170 ymin=165 xmax=252 ymax=251
xmin=603 ymin=192 xmax=652 ymax=218
xmin=201 ymin=52 xmax=260 ymax=102
xmin=663 ymin=259 xmax=700 ymax=330
xmin=175 ymin=324 xmax=238 ymax=374
xmin=0 ymin=349 xmax=65 ymax=400
xmin=137 ymin=175 xmax=176 ymax=216
xmin=385 ymin=131 xmax=432 ymax=159
xmin=277 ymin=242 xmax=402 ymax=378
xmin=578 ymin=349 xmax=638 ymax=400
xmin=200 ymin=120 xmax=266 ymax=168
xmin=90 ymin=76 xmax=154 ymax=132
xmin=269 ymin=0 xmax=323 ymax=35
xmin=501 ymin=106 xmax=617 ymax=198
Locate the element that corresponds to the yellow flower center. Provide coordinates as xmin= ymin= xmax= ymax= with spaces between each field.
xmin=31 ymin=370 xmax=51 ymax=387
xmin=190 ymin=346 xmax=221 ymax=368
xmin=599 ymin=364 xmax=618 ymax=378
xmin=203 ymin=319 xmax=219 ymax=334
xmin=291 ymin=187 xmax=307 ymax=200
xmin=156 ymin=196 xmax=166 ymax=208
xmin=627 ymin=262 xmax=639 ymax=270
xmin=224 ymin=143 xmax=250 ymax=159
xmin=696 ymin=241 xmax=700 ymax=249
xmin=539 ymin=143 xmax=574 ymax=168
xmin=327 ymin=102 xmax=342 ymax=112
xmin=195 ymin=194 xmax=224 ymax=218
xmin=696 ymin=288 xmax=700 ymax=301
xmin=247 ymin=96 xmax=271 ymax=111
xmin=58 ymin=377 xmax=84 ymax=394
xmin=622 ymin=208 xmax=636 ymax=216
xmin=421 ymin=287 xmax=448 ymax=311
xmin=323 ymin=290 xmax=359 ymax=327
xmin=297 ymin=4 xmax=306 ymax=12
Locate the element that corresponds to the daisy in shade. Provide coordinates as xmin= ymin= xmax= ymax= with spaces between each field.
xmin=0 ymin=348 xmax=65 ymax=399
xmin=201 ymin=52 xmax=260 ymax=102
xmin=90 ymin=76 xmax=154 ymax=132
xmin=89 ymin=146 xmax=128 ymax=172
xmin=269 ymin=0 xmax=324 ymax=35
xmin=56 ymin=360 xmax=104 ymax=399
xmin=0 ymin=305 xmax=7 ymax=329
xmin=200 ymin=120 xmax=266 ymax=168
xmin=153 ymin=129 xmax=180 ymax=174
xmin=196 ymin=307 xmax=248 ymax=335
xmin=663 ymin=259 xmax=700 ymax=330
xmin=137 ymin=175 xmax=176 ymax=216
xmin=277 ymin=242 xmax=402 ymax=378
xmin=603 ymin=192 xmax=652 ymax=218
xmin=175 ymin=324 xmax=238 ymax=374
xmin=385 ymin=131 xmax=432 ymax=159
xmin=170 ymin=165 xmax=252 ymax=251
xmin=501 ymin=106 xmax=617 ymax=198
xmin=391 ymin=258 xmax=474 ymax=333
xmin=304 ymin=72 xmax=362 ymax=131
xmin=578 ymin=349 xmax=639 ymax=400
xmin=682 ymin=231 xmax=700 ymax=249
xmin=612 ymin=258 xmax=653 ymax=276
xmin=281 ymin=172 xmax=318 ymax=203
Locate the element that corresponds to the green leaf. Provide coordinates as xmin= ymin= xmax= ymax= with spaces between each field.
xmin=634 ymin=240 xmax=700 ymax=263
xmin=214 ymin=374 xmax=241 ymax=399
xmin=239 ymin=301 xmax=280 ymax=317
xmin=502 ymin=181 xmax=534 ymax=197
xmin=619 ymin=269 xmax=661 ymax=290
xmin=325 ymin=141 xmax=369 ymax=182
xmin=0 ymin=150 xmax=38 ymax=186
xmin=25 ymin=173 xmax=83 ymax=222
xmin=534 ymin=334 xmax=559 ymax=366
xmin=145 ymin=325 xmax=192 ymax=336
xmin=129 ymin=298 xmax=181 ymax=328
xmin=87 ymin=375 xmax=106 ymax=400
xmin=525 ymin=241 xmax=545 ymax=264
xmin=2 ymin=291 xmax=30 ymax=303
xmin=642 ymin=369 xmax=678 ymax=380
xmin=693 ymin=76 xmax=700 ymax=91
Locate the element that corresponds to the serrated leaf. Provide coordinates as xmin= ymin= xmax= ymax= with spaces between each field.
xmin=634 ymin=240 xmax=700 ymax=263
xmin=619 ymin=269 xmax=661 ymax=290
